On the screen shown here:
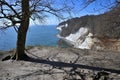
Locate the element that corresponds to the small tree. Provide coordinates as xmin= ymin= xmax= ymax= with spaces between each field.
xmin=0 ymin=0 xmax=72 ymax=60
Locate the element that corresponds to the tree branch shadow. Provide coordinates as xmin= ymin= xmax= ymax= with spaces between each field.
xmin=13 ymin=56 xmax=119 ymax=80
xmin=12 ymin=50 xmax=120 ymax=80
xmin=25 ymin=55 xmax=120 ymax=74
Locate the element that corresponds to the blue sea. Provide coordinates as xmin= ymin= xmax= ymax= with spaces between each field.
xmin=0 ymin=25 xmax=59 ymax=51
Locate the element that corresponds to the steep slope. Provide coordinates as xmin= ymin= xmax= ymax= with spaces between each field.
xmin=57 ymin=7 xmax=120 ymax=50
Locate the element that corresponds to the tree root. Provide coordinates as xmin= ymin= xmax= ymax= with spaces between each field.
xmin=2 ymin=52 xmax=30 ymax=61
xmin=2 ymin=55 xmax=11 ymax=61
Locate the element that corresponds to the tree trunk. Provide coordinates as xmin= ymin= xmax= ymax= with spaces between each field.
xmin=14 ymin=0 xmax=30 ymax=60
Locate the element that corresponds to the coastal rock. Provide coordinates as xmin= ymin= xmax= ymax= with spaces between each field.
xmin=57 ymin=7 xmax=120 ymax=50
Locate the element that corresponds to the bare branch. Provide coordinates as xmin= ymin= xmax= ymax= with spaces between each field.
xmin=0 ymin=0 xmax=21 ymax=19
xmin=79 ymin=0 xmax=95 ymax=11
xmin=13 ymin=26 xmax=18 ymax=33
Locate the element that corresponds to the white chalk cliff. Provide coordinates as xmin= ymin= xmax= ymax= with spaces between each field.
xmin=57 ymin=7 xmax=120 ymax=50
xmin=57 ymin=24 xmax=99 ymax=49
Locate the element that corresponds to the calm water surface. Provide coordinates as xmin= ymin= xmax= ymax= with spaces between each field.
xmin=0 ymin=25 xmax=59 ymax=51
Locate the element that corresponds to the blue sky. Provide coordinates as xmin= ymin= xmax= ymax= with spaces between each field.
xmin=0 ymin=0 xmax=116 ymax=25
xmin=34 ymin=0 xmax=116 ymax=25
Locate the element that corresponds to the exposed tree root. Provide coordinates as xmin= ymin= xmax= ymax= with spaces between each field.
xmin=2 ymin=52 xmax=30 ymax=61
xmin=2 ymin=55 xmax=11 ymax=61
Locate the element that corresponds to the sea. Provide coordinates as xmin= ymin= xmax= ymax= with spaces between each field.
xmin=0 ymin=25 xmax=59 ymax=51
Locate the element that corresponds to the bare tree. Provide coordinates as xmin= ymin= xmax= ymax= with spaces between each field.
xmin=0 ymin=0 xmax=119 ymax=60
xmin=0 ymin=0 xmax=72 ymax=60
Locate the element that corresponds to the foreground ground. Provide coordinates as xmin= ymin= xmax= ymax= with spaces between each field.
xmin=0 ymin=46 xmax=120 ymax=80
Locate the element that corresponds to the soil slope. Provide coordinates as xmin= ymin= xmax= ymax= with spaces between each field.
xmin=0 ymin=46 xmax=120 ymax=80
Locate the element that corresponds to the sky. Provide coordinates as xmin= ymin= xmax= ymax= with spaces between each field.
xmin=0 ymin=0 xmax=117 ymax=26
xmin=31 ymin=0 xmax=116 ymax=25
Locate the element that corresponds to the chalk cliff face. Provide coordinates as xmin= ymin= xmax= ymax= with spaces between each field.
xmin=57 ymin=7 xmax=120 ymax=50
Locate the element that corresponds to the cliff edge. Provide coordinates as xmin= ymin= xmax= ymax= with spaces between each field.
xmin=57 ymin=7 xmax=120 ymax=50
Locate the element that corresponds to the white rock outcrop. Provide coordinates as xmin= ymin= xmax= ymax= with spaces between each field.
xmin=57 ymin=25 xmax=99 ymax=49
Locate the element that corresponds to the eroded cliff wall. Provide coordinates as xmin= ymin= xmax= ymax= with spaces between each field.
xmin=57 ymin=7 xmax=120 ymax=50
